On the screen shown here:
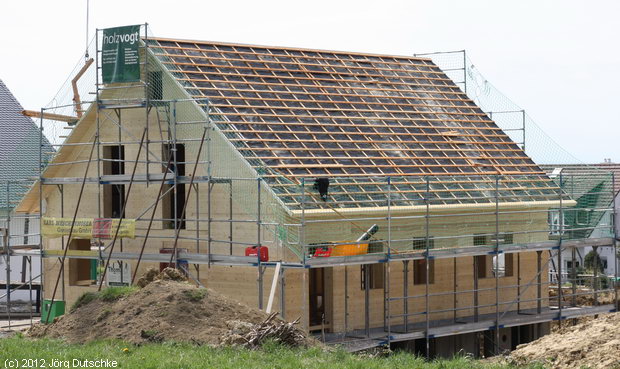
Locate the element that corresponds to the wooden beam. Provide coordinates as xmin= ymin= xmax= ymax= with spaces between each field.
xmin=71 ymin=58 xmax=94 ymax=118
xmin=22 ymin=110 xmax=78 ymax=124
xmin=259 ymin=171 xmax=547 ymax=178
xmin=266 ymin=262 xmax=282 ymax=314
xmin=235 ymin=146 xmax=526 ymax=153
xmin=253 ymin=155 xmax=532 ymax=161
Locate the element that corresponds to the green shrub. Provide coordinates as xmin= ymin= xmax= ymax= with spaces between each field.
xmin=584 ymin=251 xmax=604 ymax=273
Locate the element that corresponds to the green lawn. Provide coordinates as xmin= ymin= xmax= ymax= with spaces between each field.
xmin=0 ymin=336 xmax=540 ymax=369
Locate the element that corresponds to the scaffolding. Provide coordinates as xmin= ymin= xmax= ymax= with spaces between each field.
xmin=0 ymin=180 xmax=42 ymax=330
xmin=2 ymin=29 xmax=618 ymax=358
xmin=414 ymin=50 xmax=586 ymax=166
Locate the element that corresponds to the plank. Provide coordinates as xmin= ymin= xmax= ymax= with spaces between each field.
xmin=266 ymin=262 xmax=282 ymax=314
xmin=220 ymin=128 xmax=509 ymax=139
xmin=22 ymin=110 xmax=78 ymax=124
xmin=225 ymin=136 xmax=519 ymax=146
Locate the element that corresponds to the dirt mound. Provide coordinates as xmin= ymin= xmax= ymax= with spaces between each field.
xmin=549 ymin=288 xmax=615 ymax=306
xmin=546 ymin=288 xmax=616 ymax=334
xmin=509 ymin=312 xmax=620 ymax=369
xmin=29 ymin=273 xmax=311 ymax=347
xmin=135 ymin=267 xmax=186 ymax=288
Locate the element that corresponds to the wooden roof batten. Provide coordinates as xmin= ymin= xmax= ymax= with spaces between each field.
xmin=148 ymin=38 xmax=555 ymax=209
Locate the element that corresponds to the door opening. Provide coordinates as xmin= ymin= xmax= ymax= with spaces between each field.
xmin=309 ymin=267 xmax=332 ymax=331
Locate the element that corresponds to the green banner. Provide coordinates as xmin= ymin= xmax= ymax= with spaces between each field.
xmin=101 ymin=25 xmax=141 ymax=84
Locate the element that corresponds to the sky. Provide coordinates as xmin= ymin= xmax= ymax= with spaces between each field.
xmin=0 ymin=0 xmax=618 ymax=163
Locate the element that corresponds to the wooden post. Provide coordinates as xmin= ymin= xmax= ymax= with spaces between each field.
xmin=473 ymin=255 xmax=479 ymax=322
xmin=537 ymin=251 xmax=542 ymax=314
xmin=571 ymin=247 xmax=577 ymax=307
xmin=403 ymin=260 xmax=409 ymax=331
xmin=593 ymin=246 xmax=599 ymax=306
xmin=517 ymin=253 xmax=521 ymax=313
xmin=364 ymin=264 xmax=370 ymax=337
xmin=453 ymin=258 xmax=458 ymax=322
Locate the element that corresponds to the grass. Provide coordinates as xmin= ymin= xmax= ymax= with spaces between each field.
xmin=99 ymin=286 xmax=139 ymax=302
xmin=0 ymin=336 xmax=543 ymax=369
xmin=70 ymin=286 xmax=139 ymax=311
xmin=70 ymin=292 xmax=98 ymax=311
xmin=182 ymin=288 xmax=208 ymax=302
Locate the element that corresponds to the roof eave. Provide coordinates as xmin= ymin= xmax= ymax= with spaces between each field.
xmin=292 ymin=199 xmax=575 ymax=218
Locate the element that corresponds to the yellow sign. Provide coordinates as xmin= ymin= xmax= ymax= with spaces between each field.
xmin=42 ymin=217 xmax=135 ymax=239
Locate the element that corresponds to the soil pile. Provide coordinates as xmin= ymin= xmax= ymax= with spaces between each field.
xmin=509 ymin=312 xmax=620 ymax=369
xmin=29 ymin=269 xmax=311 ymax=347
xmin=549 ymin=288 xmax=615 ymax=306
xmin=135 ymin=267 xmax=186 ymax=288
xmin=547 ymin=289 xmax=616 ymax=333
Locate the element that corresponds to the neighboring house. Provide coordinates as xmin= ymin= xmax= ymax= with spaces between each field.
xmin=542 ymin=164 xmax=618 ymax=278
xmin=0 ymin=79 xmax=52 ymax=302
xmin=15 ymin=36 xmax=614 ymax=357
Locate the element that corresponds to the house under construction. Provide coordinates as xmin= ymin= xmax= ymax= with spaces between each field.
xmin=9 ymin=24 xmax=618 ymax=357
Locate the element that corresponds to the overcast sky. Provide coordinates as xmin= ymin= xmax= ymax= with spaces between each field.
xmin=0 ymin=1 xmax=617 ymax=163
